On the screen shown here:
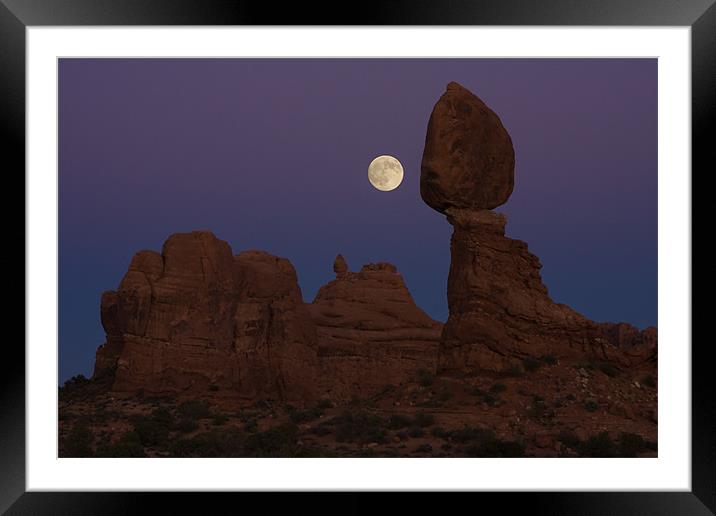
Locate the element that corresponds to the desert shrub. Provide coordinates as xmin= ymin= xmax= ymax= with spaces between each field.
xmin=212 ymin=414 xmax=229 ymax=426
xmin=333 ymin=410 xmax=387 ymax=444
xmin=60 ymin=374 xmax=90 ymax=393
xmin=437 ymin=389 xmax=453 ymax=402
xmin=175 ymin=417 xmax=198 ymax=433
xmin=243 ymin=424 xmax=299 ymax=457
xmin=583 ymin=399 xmax=599 ymax=412
xmin=481 ymin=393 xmax=502 ymax=407
xmin=642 ymin=375 xmax=657 ymax=389
xmin=541 ymin=355 xmax=558 ymax=366
xmin=408 ymin=426 xmax=424 ymax=438
xmin=208 ymin=384 xmax=219 ymax=392
xmin=598 ymin=362 xmax=621 ymax=378
xmin=617 ymin=432 xmax=657 ymax=457
xmin=412 ymin=412 xmax=435 ymax=428
xmin=465 ymin=438 xmax=525 ymax=458
xmin=527 ymin=399 xmax=549 ymax=419
xmin=177 ymin=400 xmax=211 ymax=420
xmin=557 ymin=429 xmax=581 ymax=450
xmin=287 ymin=400 xmax=329 ymax=424
xmin=431 ymin=426 xmax=448 ymax=438
xmin=171 ymin=428 xmax=244 ymax=458
xmin=417 ymin=369 xmax=435 ymax=387
xmin=64 ymin=421 xmax=93 ymax=457
xmin=374 ymin=385 xmax=397 ymax=399
xmin=415 ymin=444 xmax=433 ymax=454
xmin=489 ymin=383 xmax=507 ymax=394
xmin=175 ymin=399 xmax=211 ymax=433
xmin=522 ymin=357 xmax=542 ymax=373
xmin=469 ymin=386 xmax=484 ymax=397
xmin=387 ymin=414 xmax=412 ymax=430
xmin=578 ymin=432 xmax=617 ymax=457
xmin=133 ymin=408 xmax=173 ymax=447
xmin=309 ymin=425 xmax=332 ymax=437
xmin=243 ymin=419 xmax=258 ymax=433
xmin=502 ymin=364 xmax=524 ymax=378
xmin=449 ymin=427 xmax=496 ymax=444
xmin=315 ymin=399 xmax=334 ymax=410
xmin=96 ymin=431 xmax=146 ymax=458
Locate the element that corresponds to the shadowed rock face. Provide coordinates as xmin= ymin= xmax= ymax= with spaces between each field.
xmin=420 ymin=83 xmax=656 ymax=374
xmin=95 ymin=231 xmax=319 ymax=400
xmin=421 ymin=81 xmax=515 ymax=212
xmin=309 ymin=257 xmax=442 ymax=398
xmin=94 ymin=236 xmax=441 ymax=400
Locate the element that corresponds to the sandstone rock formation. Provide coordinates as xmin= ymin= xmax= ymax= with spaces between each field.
xmin=308 ymin=258 xmax=442 ymax=398
xmin=95 ymin=231 xmax=318 ymax=400
xmin=94 ymin=236 xmax=441 ymax=401
xmin=421 ymin=81 xmax=515 ymax=212
xmin=91 ymin=81 xmax=655 ymax=404
xmin=421 ymin=82 xmax=656 ymax=374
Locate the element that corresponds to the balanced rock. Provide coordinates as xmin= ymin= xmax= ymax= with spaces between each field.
xmin=421 ymin=81 xmax=515 ymax=212
xmin=421 ymin=84 xmax=655 ymax=374
xmin=309 ymin=261 xmax=442 ymax=398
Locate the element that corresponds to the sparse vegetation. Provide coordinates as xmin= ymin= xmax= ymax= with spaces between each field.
xmin=96 ymin=431 xmax=146 ymax=458
xmin=286 ymin=400 xmax=330 ymax=424
xmin=489 ymin=383 xmax=507 ymax=394
xmin=557 ymin=430 xmax=656 ymax=458
xmin=412 ymin=412 xmax=435 ymax=428
xmin=60 ymin=374 xmax=90 ymax=394
xmin=65 ymin=421 xmax=93 ymax=457
xmin=171 ymin=427 xmax=244 ymax=457
xmin=243 ymin=423 xmax=300 ymax=457
xmin=408 ymin=426 xmax=424 ymax=438
xmin=415 ymin=444 xmax=433 ymax=454
xmin=583 ymin=399 xmax=599 ymax=412
xmin=333 ymin=410 xmax=387 ymax=444
xmin=469 ymin=386 xmax=484 ymax=397
xmin=387 ymin=414 xmax=412 ymax=430
xmin=501 ymin=364 xmax=524 ymax=378
xmin=177 ymin=400 xmax=211 ymax=420
xmin=417 ymin=369 xmax=435 ymax=387
xmin=521 ymin=357 xmax=542 ymax=373
xmin=597 ymin=362 xmax=621 ymax=378
xmin=642 ymin=374 xmax=657 ymax=389
xmin=438 ymin=387 xmax=452 ymax=403
xmin=133 ymin=407 xmax=173 ymax=447
xmin=431 ymin=426 xmax=448 ymax=438
xmin=212 ymin=414 xmax=229 ymax=426
xmin=464 ymin=438 xmax=525 ymax=458
xmin=541 ymin=355 xmax=558 ymax=366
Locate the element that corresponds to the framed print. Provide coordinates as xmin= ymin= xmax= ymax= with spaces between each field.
xmin=4 ymin=0 xmax=710 ymax=513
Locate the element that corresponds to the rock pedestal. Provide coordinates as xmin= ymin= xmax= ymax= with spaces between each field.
xmin=420 ymin=83 xmax=655 ymax=374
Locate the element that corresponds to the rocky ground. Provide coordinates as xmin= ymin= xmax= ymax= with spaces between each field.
xmin=59 ymin=357 xmax=656 ymax=458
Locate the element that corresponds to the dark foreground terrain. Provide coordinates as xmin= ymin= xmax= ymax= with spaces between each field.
xmin=60 ymin=359 xmax=656 ymax=458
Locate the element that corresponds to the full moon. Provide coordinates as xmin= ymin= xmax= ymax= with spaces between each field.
xmin=368 ymin=155 xmax=404 ymax=192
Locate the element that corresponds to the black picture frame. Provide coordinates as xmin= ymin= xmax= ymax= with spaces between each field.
xmin=3 ymin=1 xmax=709 ymax=513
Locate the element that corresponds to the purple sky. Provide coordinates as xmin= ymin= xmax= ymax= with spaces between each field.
xmin=59 ymin=58 xmax=657 ymax=382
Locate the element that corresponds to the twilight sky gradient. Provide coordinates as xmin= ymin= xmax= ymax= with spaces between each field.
xmin=59 ymin=58 xmax=657 ymax=382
